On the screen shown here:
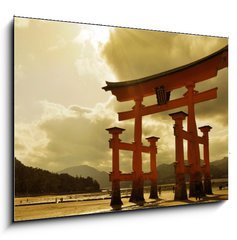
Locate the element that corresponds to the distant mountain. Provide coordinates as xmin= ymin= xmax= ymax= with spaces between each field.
xmin=157 ymin=157 xmax=228 ymax=184
xmin=15 ymin=159 xmax=100 ymax=197
xmin=157 ymin=163 xmax=175 ymax=184
xmin=58 ymin=157 xmax=228 ymax=189
xmin=210 ymin=157 xmax=228 ymax=178
xmin=58 ymin=165 xmax=110 ymax=189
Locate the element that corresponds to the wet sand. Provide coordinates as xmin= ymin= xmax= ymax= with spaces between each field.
xmin=14 ymin=188 xmax=228 ymax=222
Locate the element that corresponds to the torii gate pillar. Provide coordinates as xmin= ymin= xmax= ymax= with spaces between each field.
xmin=186 ymin=83 xmax=204 ymax=198
xmin=199 ymin=126 xmax=213 ymax=194
xmin=169 ymin=111 xmax=188 ymax=200
xmin=130 ymin=97 xmax=145 ymax=203
xmin=106 ymin=127 xmax=125 ymax=207
xmin=146 ymin=136 xmax=159 ymax=199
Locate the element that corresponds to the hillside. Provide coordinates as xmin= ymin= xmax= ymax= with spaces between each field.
xmin=210 ymin=157 xmax=228 ymax=178
xmin=157 ymin=163 xmax=175 ymax=184
xmin=15 ymin=159 xmax=100 ymax=197
xmin=59 ymin=165 xmax=110 ymax=189
xmin=157 ymin=157 xmax=228 ymax=184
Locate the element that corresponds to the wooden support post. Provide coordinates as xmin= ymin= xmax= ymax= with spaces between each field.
xmin=185 ymin=83 xmax=204 ymax=198
xmin=130 ymin=97 xmax=145 ymax=203
xmin=146 ymin=137 xmax=159 ymax=199
xmin=169 ymin=111 xmax=188 ymax=200
xmin=106 ymin=127 xmax=125 ymax=207
xmin=199 ymin=126 xmax=213 ymax=195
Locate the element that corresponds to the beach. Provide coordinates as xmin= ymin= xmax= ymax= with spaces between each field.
xmin=14 ymin=186 xmax=228 ymax=222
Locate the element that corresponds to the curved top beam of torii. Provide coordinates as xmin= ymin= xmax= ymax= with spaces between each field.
xmin=102 ymin=45 xmax=228 ymax=102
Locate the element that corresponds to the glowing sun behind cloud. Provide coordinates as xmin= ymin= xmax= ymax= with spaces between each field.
xmin=74 ymin=24 xmax=114 ymax=48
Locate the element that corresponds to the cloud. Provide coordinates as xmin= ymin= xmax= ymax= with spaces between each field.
xmin=14 ymin=98 xmax=173 ymax=172
xmin=101 ymin=28 xmax=228 ymax=122
xmin=15 ymin=100 xmax=117 ymax=172
xmin=14 ymin=17 xmax=115 ymax=121
xmin=195 ymin=69 xmax=228 ymax=126
xmin=102 ymin=28 xmax=227 ymax=81
xmin=14 ymin=18 xmax=118 ymax=171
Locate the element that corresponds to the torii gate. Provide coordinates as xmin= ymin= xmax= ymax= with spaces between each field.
xmin=103 ymin=45 xmax=228 ymax=206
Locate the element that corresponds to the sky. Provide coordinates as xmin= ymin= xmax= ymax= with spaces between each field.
xmin=14 ymin=17 xmax=228 ymax=173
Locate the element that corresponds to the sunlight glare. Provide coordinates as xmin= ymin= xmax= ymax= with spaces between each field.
xmin=77 ymin=25 xmax=113 ymax=47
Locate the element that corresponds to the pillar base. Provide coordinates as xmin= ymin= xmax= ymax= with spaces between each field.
xmin=149 ymin=181 xmax=158 ymax=199
xmin=174 ymin=174 xmax=187 ymax=200
xmin=204 ymin=178 xmax=213 ymax=195
xmin=189 ymin=172 xmax=205 ymax=198
xmin=189 ymin=180 xmax=205 ymax=198
xmin=129 ymin=178 xmax=145 ymax=203
xmin=110 ymin=180 xmax=123 ymax=207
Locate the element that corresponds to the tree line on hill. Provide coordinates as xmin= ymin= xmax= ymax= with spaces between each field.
xmin=15 ymin=158 xmax=100 ymax=197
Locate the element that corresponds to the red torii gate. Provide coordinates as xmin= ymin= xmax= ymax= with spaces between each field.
xmin=103 ymin=45 xmax=228 ymax=206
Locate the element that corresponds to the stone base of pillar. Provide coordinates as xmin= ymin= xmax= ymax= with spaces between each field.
xmin=174 ymin=174 xmax=187 ymax=200
xmin=189 ymin=179 xmax=205 ymax=198
xmin=110 ymin=180 xmax=123 ymax=207
xmin=149 ymin=181 xmax=158 ymax=199
xmin=204 ymin=178 xmax=213 ymax=195
xmin=129 ymin=178 xmax=144 ymax=203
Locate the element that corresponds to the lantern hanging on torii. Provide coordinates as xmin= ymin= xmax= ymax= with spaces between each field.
xmin=103 ymin=45 xmax=228 ymax=207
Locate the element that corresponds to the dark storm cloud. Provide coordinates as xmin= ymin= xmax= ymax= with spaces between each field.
xmin=102 ymin=28 xmax=228 ymax=126
xmin=102 ymin=28 xmax=227 ymax=81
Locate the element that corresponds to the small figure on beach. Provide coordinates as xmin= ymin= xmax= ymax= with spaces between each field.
xmin=158 ymin=186 xmax=162 ymax=196
xmin=172 ymin=186 xmax=175 ymax=193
